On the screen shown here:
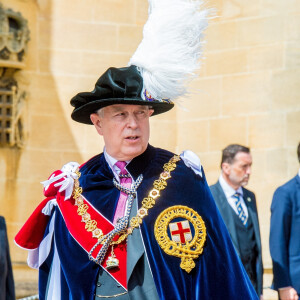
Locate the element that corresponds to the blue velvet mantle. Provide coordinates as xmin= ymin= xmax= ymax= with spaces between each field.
xmin=39 ymin=145 xmax=258 ymax=300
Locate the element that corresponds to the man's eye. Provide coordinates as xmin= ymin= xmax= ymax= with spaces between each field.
xmin=137 ymin=110 xmax=146 ymax=115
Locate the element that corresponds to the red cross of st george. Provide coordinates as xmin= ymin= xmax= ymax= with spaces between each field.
xmin=171 ymin=222 xmax=191 ymax=243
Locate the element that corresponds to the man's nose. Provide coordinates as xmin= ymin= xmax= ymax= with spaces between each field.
xmin=246 ymin=166 xmax=251 ymax=175
xmin=127 ymin=114 xmax=138 ymax=128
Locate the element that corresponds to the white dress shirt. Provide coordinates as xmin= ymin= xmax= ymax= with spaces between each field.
xmin=103 ymin=148 xmax=133 ymax=216
xmin=218 ymin=174 xmax=248 ymax=218
xmin=103 ymin=148 xmax=132 ymax=182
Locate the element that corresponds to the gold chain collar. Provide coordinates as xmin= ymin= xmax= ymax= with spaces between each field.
xmin=72 ymin=155 xmax=180 ymax=245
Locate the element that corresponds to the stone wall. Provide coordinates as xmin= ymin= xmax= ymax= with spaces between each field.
xmin=0 ymin=0 xmax=299 ymax=298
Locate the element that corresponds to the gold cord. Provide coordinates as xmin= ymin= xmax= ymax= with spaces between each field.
xmin=72 ymin=155 xmax=181 ymax=245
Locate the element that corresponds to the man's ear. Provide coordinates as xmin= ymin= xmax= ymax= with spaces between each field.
xmin=90 ymin=113 xmax=103 ymax=136
xmin=221 ymin=162 xmax=231 ymax=175
xmin=149 ymin=109 xmax=154 ymax=117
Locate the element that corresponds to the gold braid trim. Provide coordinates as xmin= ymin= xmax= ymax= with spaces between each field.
xmin=72 ymin=155 xmax=181 ymax=245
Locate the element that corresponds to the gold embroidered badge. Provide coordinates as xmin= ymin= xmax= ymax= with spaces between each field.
xmin=154 ymin=205 xmax=206 ymax=273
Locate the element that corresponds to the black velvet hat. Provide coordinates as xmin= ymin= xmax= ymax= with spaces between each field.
xmin=70 ymin=66 xmax=174 ymax=125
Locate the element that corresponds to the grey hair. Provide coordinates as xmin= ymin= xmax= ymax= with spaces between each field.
xmin=96 ymin=108 xmax=104 ymax=117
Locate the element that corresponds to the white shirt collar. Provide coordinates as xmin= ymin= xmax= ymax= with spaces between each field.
xmin=103 ymin=147 xmax=131 ymax=179
xmin=104 ymin=148 xmax=118 ymax=168
xmin=219 ymin=173 xmax=243 ymax=199
xmin=298 ymin=168 xmax=300 ymax=178
xmin=218 ymin=173 xmax=248 ymax=217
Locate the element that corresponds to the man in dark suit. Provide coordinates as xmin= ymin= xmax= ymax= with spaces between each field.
xmin=270 ymin=142 xmax=300 ymax=300
xmin=0 ymin=216 xmax=15 ymax=300
xmin=210 ymin=144 xmax=263 ymax=298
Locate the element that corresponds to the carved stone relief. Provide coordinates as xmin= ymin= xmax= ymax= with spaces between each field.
xmin=0 ymin=4 xmax=29 ymax=148
xmin=0 ymin=3 xmax=30 ymax=62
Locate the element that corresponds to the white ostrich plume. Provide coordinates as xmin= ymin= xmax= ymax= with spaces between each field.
xmin=129 ymin=0 xmax=209 ymax=103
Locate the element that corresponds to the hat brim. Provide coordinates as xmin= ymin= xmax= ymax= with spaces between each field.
xmin=71 ymin=97 xmax=174 ymax=125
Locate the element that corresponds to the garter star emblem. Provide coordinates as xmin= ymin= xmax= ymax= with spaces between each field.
xmin=154 ymin=205 xmax=206 ymax=273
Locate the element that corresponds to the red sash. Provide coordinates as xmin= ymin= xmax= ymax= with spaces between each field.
xmin=15 ymin=193 xmax=127 ymax=289
xmin=56 ymin=192 xmax=127 ymax=289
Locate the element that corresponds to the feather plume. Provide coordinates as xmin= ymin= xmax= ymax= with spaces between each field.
xmin=129 ymin=0 xmax=209 ymax=102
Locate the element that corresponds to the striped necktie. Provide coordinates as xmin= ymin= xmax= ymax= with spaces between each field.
xmin=113 ymin=161 xmax=132 ymax=224
xmin=233 ymin=192 xmax=248 ymax=226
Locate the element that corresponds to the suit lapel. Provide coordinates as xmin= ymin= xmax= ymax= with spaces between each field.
xmin=296 ymin=174 xmax=300 ymax=188
xmin=242 ymin=188 xmax=261 ymax=252
xmin=214 ymin=182 xmax=240 ymax=254
xmin=127 ymin=198 xmax=145 ymax=282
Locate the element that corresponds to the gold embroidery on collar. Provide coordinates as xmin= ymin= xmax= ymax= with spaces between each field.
xmin=72 ymin=155 xmax=180 ymax=245
xmin=154 ymin=205 xmax=206 ymax=273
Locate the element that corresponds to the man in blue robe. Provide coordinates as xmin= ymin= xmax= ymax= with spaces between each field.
xmin=15 ymin=66 xmax=258 ymax=300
